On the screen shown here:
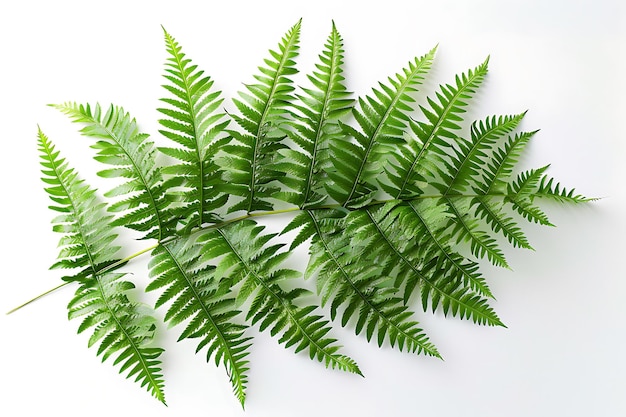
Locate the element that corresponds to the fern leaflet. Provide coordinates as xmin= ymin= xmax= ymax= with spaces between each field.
xmin=37 ymin=128 xmax=166 ymax=403
xmin=386 ymin=58 xmax=489 ymax=199
xmin=147 ymin=238 xmax=250 ymax=405
xmin=326 ymin=47 xmax=436 ymax=208
xmin=159 ymin=28 xmax=229 ymax=232
xmin=199 ymin=220 xmax=362 ymax=375
xmin=53 ymin=103 xmax=172 ymax=240
xmin=275 ymin=22 xmax=353 ymax=209
xmin=286 ymin=210 xmax=441 ymax=356
xmin=220 ymin=20 xmax=301 ymax=213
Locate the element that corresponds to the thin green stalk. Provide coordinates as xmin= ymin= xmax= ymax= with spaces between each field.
xmin=6 ymin=243 xmax=159 ymax=315
xmin=6 ymin=282 xmax=70 ymax=315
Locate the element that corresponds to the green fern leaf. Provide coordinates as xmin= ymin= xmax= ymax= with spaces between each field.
xmin=220 ymin=20 xmax=301 ymax=214
xmin=473 ymin=196 xmax=533 ymax=249
xmin=37 ymin=128 xmax=166 ymax=403
xmin=507 ymin=165 xmax=554 ymax=225
xmin=355 ymin=200 xmax=501 ymax=323
xmin=199 ymin=219 xmax=362 ymax=375
xmin=477 ymin=130 xmax=536 ymax=195
xmin=26 ymin=23 xmax=594 ymax=410
xmin=158 ymin=28 xmax=229 ymax=231
xmin=536 ymin=175 xmax=591 ymax=203
xmin=274 ymin=22 xmax=352 ymax=208
xmin=398 ymin=199 xmax=499 ymax=312
xmin=302 ymin=209 xmax=441 ymax=356
xmin=387 ymin=58 xmax=489 ymax=199
xmin=326 ymin=47 xmax=436 ymax=208
xmin=444 ymin=197 xmax=509 ymax=268
xmin=147 ymin=238 xmax=250 ymax=406
xmin=444 ymin=113 xmax=527 ymax=195
xmin=53 ymin=102 xmax=173 ymax=240
xmin=68 ymin=275 xmax=166 ymax=403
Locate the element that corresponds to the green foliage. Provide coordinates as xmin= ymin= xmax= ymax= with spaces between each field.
xmin=30 ymin=21 xmax=590 ymax=409
xmin=53 ymin=102 xmax=174 ymax=240
xmin=158 ymin=28 xmax=229 ymax=231
xmin=37 ymin=129 xmax=166 ymax=403
xmin=147 ymin=237 xmax=251 ymax=405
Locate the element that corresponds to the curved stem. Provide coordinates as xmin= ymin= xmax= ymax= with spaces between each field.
xmin=6 ymin=282 xmax=70 ymax=315
xmin=7 ymin=243 xmax=160 ymax=315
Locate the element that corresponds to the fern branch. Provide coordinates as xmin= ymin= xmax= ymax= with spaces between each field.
xmin=479 ymin=130 xmax=536 ymax=194
xmin=202 ymin=220 xmax=362 ymax=374
xmin=53 ymin=103 xmax=172 ymax=240
xmin=221 ymin=20 xmax=301 ymax=214
xmin=349 ymin=202 xmax=501 ymax=324
xmin=443 ymin=113 xmax=526 ymax=195
xmin=159 ymin=28 xmax=229 ymax=231
xmin=37 ymin=128 xmax=166 ymax=403
xmin=304 ymin=211 xmax=441 ymax=356
xmin=327 ymin=48 xmax=436 ymax=208
xmin=275 ymin=21 xmax=352 ymax=208
xmin=70 ymin=274 xmax=165 ymax=403
xmin=403 ymin=200 xmax=500 ymax=318
xmin=507 ymin=166 xmax=554 ymax=226
xmin=27 ymin=26 xmax=596 ymax=410
xmin=473 ymin=196 xmax=533 ymax=249
xmin=391 ymin=58 xmax=489 ymax=199
xmin=18 ymin=186 xmax=563 ymax=316
xmin=147 ymin=239 xmax=250 ymax=406
xmin=535 ymin=175 xmax=592 ymax=203
xmin=444 ymin=197 xmax=509 ymax=268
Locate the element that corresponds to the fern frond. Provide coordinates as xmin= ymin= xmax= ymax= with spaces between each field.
xmin=158 ymin=28 xmax=229 ymax=231
xmin=302 ymin=209 xmax=441 ymax=357
xmin=30 ymin=25 xmax=594 ymax=409
xmin=387 ymin=58 xmax=489 ymax=199
xmin=37 ymin=128 xmax=166 ymax=403
xmin=198 ymin=219 xmax=362 ymax=375
xmin=536 ymin=175 xmax=591 ymax=203
xmin=274 ymin=22 xmax=352 ymax=208
xmin=68 ymin=275 xmax=166 ymax=403
xmin=38 ymin=129 xmax=120 ymax=272
xmin=507 ymin=166 xmax=554 ymax=225
xmin=357 ymin=200 xmax=501 ymax=322
xmin=444 ymin=197 xmax=509 ymax=268
xmin=398 ymin=200 xmax=500 ymax=306
xmin=53 ymin=102 xmax=172 ymax=240
xmin=326 ymin=48 xmax=437 ymax=208
xmin=147 ymin=239 xmax=250 ymax=406
xmin=443 ymin=113 xmax=527 ymax=195
xmin=473 ymin=196 xmax=533 ymax=249
xmin=477 ymin=130 xmax=536 ymax=195
xmin=220 ymin=20 xmax=301 ymax=214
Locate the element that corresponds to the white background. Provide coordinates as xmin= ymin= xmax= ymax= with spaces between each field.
xmin=1 ymin=0 xmax=624 ymax=416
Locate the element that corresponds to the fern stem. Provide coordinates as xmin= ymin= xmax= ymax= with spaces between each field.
xmin=6 ymin=281 xmax=70 ymax=315
xmin=6 ymin=244 xmax=159 ymax=315
xmin=100 ymin=243 xmax=160 ymax=275
xmin=218 ymin=207 xmax=303 ymax=228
